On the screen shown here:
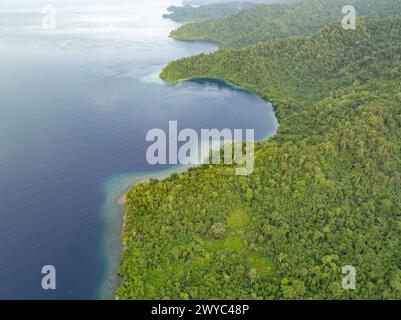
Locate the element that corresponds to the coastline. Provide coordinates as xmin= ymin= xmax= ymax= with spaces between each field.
xmin=103 ymin=5 xmax=279 ymax=300
xmin=100 ymin=165 xmax=194 ymax=300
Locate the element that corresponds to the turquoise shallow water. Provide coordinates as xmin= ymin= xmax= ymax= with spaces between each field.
xmin=99 ymin=166 xmax=188 ymax=299
xmin=0 ymin=0 xmax=278 ymax=299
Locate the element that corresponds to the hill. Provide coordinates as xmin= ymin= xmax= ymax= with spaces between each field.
xmin=170 ymin=0 xmax=401 ymax=47
xmin=163 ymin=2 xmax=255 ymax=22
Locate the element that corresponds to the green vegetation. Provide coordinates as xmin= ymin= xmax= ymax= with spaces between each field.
xmin=117 ymin=16 xmax=401 ymax=299
xmin=163 ymin=2 xmax=255 ymax=22
xmin=170 ymin=0 xmax=401 ymax=47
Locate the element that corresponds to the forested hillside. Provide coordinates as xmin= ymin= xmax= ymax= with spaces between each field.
xmin=170 ymin=0 xmax=401 ymax=47
xmin=117 ymin=17 xmax=401 ymax=299
xmin=163 ymin=2 xmax=255 ymax=22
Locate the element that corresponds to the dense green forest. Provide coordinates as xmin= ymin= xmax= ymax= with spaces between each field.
xmin=117 ymin=16 xmax=401 ymax=299
xmin=163 ymin=2 xmax=255 ymax=22
xmin=170 ymin=0 xmax=401 ymax=47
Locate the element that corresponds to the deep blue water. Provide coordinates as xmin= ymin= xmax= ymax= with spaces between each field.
xmin=0 ymin=0 xmax=278 ymax=299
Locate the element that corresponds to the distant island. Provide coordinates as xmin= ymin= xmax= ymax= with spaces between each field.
xmin=163 ymin=2 xmax=255 ymax=22
xmin=182 ymin=0 xmax=293 ymax=6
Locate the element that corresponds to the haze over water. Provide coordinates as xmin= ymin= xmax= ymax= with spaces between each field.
xmin=0 ymin=0 xmax=277 ymax=299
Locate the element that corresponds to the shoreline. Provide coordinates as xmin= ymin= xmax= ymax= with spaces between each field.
xmin=100 ymin=165 xmax=194 ymax=300
xmin=104 ymin=5 xmax=279 ymax=300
